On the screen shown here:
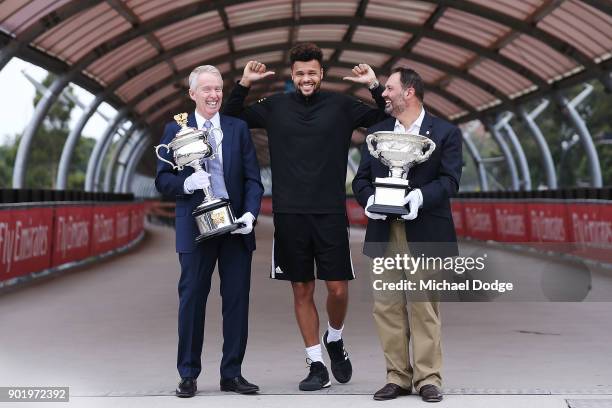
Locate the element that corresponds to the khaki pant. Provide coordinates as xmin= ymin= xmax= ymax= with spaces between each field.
xmin=371 ymin=221 xmax=442 ymax=391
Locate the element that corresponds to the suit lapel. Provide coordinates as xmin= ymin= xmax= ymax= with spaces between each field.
xmin=419 ymin=111 xmax=433 ymax=138
xmin=187 ymin=112 xmax=197 ymax=129
xmin=220 ymin=114 xmax=233 ymax=182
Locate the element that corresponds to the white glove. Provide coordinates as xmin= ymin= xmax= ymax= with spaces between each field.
xmin=401 ymin=189 xmax=423 ymax=221
xmin=365 ymin=195 xmax=387 ymax=220
xmin=231 ymin=212 xmax=255 ymax=235
xmin=184 ymin=170 xmax=211 ymax=194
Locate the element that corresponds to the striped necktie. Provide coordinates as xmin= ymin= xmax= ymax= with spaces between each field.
xmin=203 ymin=120 xmax=228 ymax=199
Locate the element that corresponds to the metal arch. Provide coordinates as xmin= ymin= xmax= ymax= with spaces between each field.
xmin=93 ymin=117 xmax=135 ymax=191
xmin=12 ymin=71 xmax=78 ymax=188
xmin=85 ymin=109 xmax=128 ymax=191
xmin=462 ymin=132 xmax=489 ymax=191
xmin=327 ymin=0 xmax=370 ymax=64
xmin=56 ymin=91 xmax=111 ymax=189
xmin=484 ymin=118 xmax=520 ymax=191
xmin=347 ymin=4 xmax=447 ymax=96
xmin=141 ymin=76 xmax=472 ymax=128
xmin=518 ymin=103 xmax=557 ymax=189
xmin=121 ymin=58 xmax=475 ymax=113
xmin=113 ymin=128 xmax=145 ymax=193
xmin=554 ymin=89 xmax=602 ymax=187
xmin=0 ymin=0 xmax=100 ymax=71
xmin=580 ymin=0 xmax=612 ymax=15
xmin=90 ymin=18 xmax=521 ymax=103
xmin=430 ymin=0 xmax=599 ymax=72
xmin=92 ymin=118 xmax=133 ymax=192
xmin=497 ymin=114 xmax=532 ymax=190
xmin=103 ymin=123 xmax=141 ymax=192
xmin=120 ymin=133 xmax=151 ymax=193
xmin=63 ymin=3 xmax=553 ymax=89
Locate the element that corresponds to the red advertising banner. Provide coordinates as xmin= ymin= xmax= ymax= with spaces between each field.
xmin=463 ymin=201 xmax=496 ymax=241
xmin=567 ymin=202 xmax=612 ymax=263
xmin=450 ymin=200 xmax=465 ymax=237
xmin=115 ymin=205 xmax=131 ymax=248
xmin=346 ymin=198 xmax=367 ymax=226
xmin=91 ymin=205 xmax=117 ymax=255
xmin=0 ymin=207 xmax=53 ymax=281
xmin=526 ymin=202 xmax=570 ymax=243
xmin=52 ymin=206 xmax=92 ymax=267
xmin=129 ymin=202 xmax=145 ymax=241
xmin=494 ymin=202 xmax=528 ymax=242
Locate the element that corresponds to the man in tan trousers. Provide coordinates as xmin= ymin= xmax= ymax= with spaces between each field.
xmin=352 ymin=67 xmax=463 ymax=402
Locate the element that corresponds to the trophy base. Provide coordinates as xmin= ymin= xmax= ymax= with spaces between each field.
xmin=194 ymin=223 xmax=246 ymax=244
xmin=193 ymin=198 xmax=243 ymax=243
xmin=367 ymin=203 xmax=409 ymax=216
xmin=370 ymin=177 xmax=410 ymax=217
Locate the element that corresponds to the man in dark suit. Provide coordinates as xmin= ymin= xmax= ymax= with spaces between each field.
xmin=155 ymin=65 xmax=264 ymax=398
xmin=352 ymin=68 xmax=462 ymax=403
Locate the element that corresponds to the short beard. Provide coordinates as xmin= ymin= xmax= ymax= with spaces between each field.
xmin=391 ymin=101 xmax=406 ymax=116
xmin=297 ymin=82 xmax=320 ymax=96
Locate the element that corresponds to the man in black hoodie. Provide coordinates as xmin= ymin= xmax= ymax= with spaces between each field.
xmin=223 ymin=42 xmax=387 ymax=391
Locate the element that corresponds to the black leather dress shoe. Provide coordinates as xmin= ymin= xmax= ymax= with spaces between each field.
xmin=220 ymin=376 xmax=260 ymax=394
xmin=373 ymin=383 xmax=411 ymax=400
xmin=176 ymin=378 xmax=197 ymax=398
xmin=419 ymin=384 xmax=443 ymax=402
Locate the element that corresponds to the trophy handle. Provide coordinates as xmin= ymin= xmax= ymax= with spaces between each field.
xmin=155 ymin=144 xmax=180 ymax=170
xmin=417 ymin=139 xmax=436 ymax=163
xmin=366 ymin=133 xmax=380 ymax=158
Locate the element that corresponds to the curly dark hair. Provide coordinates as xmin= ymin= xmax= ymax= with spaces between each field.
xmin=289 ymin=42 xmax=323 ymax=66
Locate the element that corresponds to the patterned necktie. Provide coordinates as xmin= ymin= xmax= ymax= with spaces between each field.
xmin=203 ymin=120 xmax=229 ymax=199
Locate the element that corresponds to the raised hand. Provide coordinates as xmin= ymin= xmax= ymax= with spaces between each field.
xmin=239 ymin=60 xmax=275 ymax=87
xmin=343 ymin=63 xmax=378 ymax=87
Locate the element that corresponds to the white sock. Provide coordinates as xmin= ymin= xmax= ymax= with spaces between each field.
xmin=305 ymin=344 xmax=325 ymax=364
xmin=327 ymin=322 xmax=343 ymax=342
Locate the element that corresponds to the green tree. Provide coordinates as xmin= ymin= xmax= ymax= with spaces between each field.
xmin=0 ymin=72 xmax=97 ymax=189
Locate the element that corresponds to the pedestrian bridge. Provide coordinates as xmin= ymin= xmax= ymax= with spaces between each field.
xmin=1 ymin=213 xmax=612 ymax=408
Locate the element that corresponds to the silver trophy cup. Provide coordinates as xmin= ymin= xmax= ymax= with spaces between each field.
xmin=155 ymin=113 xmax=243 ymax=243
xmin=366 ymin=131 xmax=436 ymax=216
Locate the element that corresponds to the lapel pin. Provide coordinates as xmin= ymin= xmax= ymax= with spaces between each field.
xmin=426 ymin=130 xmax=430 ymax=135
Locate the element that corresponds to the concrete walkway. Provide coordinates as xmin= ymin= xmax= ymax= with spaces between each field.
xmin=1 ymin=216 xmax=611 ymax=408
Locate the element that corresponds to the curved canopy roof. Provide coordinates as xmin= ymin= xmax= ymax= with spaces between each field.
xmin=1 ymin=0 xmax=611 ymax=128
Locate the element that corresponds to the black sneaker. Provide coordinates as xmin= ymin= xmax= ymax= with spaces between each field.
xmin=322 ymin=330 xmax=352 ymax=383
xmin=299 ymin=360 xmax=331 ymax=391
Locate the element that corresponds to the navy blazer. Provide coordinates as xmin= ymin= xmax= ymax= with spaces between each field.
xmin=352 ymin=112 xmax=462 ymax=258
xmin=155 ymin=112 xmax=264 ymax=253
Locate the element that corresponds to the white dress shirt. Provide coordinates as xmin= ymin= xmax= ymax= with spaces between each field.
xmin=393 ymin=106 xmax=425 ymax=210
xmin=194 ymin=110 xmax=223 ymax=164
xmin=393 ymin=105 xmax=425 ymax=135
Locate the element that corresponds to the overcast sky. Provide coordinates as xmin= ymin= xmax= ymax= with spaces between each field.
xmin=0 ymin=58 xmax=118 ymax=146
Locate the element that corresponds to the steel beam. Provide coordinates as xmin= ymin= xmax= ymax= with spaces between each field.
xmin=12 ymin=71 xmax=77 ymax=188
xmin=496 ymin=113 xmax=532 ymax=190
xmin=485 ymin=119 xmax=520 ymax=190
xmin=56 ymin=92 xmax=109 ymax=189
xmin=103 ymin=123 xmax=140 ymax=192
xmin=518 ymin=102 xmax=557 ymax=189
xmin=85 ymin=109 xmax=128 ymax=191
xmin=462 ymin=132 xmax=489 ymax=191
xmin=554 ymin=87 xmax=602 ymax=187
xmin=120 ymin=133 xmax=150 ymax=193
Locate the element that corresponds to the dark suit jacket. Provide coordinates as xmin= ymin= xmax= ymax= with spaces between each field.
xmin=352 ymin=112 xmax=462 ymax=258
xmin=155 ymin=112 xmax=264 ymax=253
